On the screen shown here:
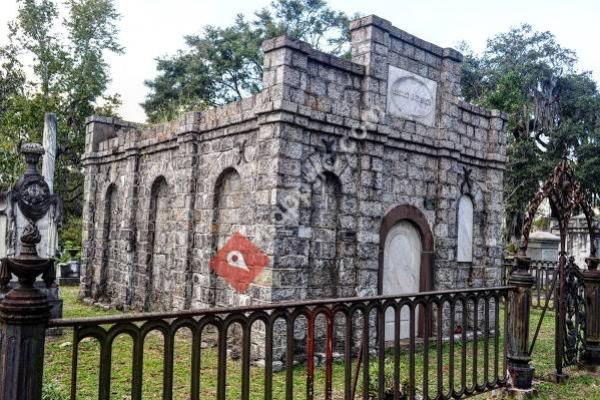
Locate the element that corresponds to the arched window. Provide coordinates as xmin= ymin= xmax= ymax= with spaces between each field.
xmin=211 ymin=168 xmax=243 ymax=305
xmin=146 ymin=176 xmax=169 ymax=311
xmin=457 ymin=195 xmax=474 ymax=263
xmin=308 ymin=172 xmax=341 ymax=299
xmin=98 ymin=184 xmax=118 ymax=300
xmin=213 ymin=168 xmax=242 ymax=250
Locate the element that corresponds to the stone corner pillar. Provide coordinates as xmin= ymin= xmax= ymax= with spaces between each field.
xmin=583 ymin=256 xmax=600 ymax=368
xmin=506 ymin=253 xmax=536 ymax=394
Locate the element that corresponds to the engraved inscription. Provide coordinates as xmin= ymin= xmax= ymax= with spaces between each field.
xmin=387 ymin=66 xmax=437 ymax=126
xmin=390 ymin=77 xmax=434 ymax=117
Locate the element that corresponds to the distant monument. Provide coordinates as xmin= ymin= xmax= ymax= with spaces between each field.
xmin=527 ymin=231 xmax=560 ymax=262
xmin=563 ymin=213 xmax=600 ymax=268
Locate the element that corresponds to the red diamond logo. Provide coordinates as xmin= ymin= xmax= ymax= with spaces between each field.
xmin=209 ymin=232 xmax=270 ymax=293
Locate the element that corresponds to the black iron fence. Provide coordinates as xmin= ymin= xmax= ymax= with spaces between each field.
xmin=503 ymin=258 xmax=557 ymax=308
xmin=5 ymin=249 xmax=596 ymax=400
xmin=4 ymin=142 xmax=600 ymax=400
xmin=46 ymin=287 xmax=510 ymax=400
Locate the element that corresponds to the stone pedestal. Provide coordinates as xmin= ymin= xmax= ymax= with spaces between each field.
xmin=506 ymin=254 xmax=535 ymax=393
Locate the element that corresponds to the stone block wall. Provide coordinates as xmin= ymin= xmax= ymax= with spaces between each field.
xmin=81 ymin=15 xmax=507 ymax=313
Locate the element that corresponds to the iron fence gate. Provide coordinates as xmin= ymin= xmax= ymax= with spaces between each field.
xmin=518 ymin=155 xmax=599 ymax=379
xmin=562 ymin=256 xmax=586 ymax=367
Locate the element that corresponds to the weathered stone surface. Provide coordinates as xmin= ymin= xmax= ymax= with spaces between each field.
xmin=387 ymin=66 xmax=437 ymax=126
xmin=457 ymin=195 xmax=474 ymax=262
xmin=80 ymin=15 xmax=507 ymax=313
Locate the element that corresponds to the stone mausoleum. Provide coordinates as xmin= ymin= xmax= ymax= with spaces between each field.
xmin=80 ymin=15 xmax=507 ymax=316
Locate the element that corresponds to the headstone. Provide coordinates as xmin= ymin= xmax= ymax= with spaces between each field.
xmin=59 ymin=248 xmax=80 ymax=285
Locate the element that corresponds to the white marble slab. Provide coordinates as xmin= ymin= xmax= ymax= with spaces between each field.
xmin=386 ymin=66 xmax=438 ymax=126
xmin=383 ymin=221 xmax=422 ymax=339
xmin=457 ymin=196 xmax=474 ymax=262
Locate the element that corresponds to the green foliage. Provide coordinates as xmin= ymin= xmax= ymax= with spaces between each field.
xmin=461 ymin=24 xmax=600 ymax=241
xmin=0 ymin=0 xmax=123 ymax=216
xmin=143 ymin=0 xmax=354 ymax=122
xmin=59 ymin=215 xmax=82 ymax=252
xmin=42 ymin=381 xmax=68 ymax=400
xmin=0 ymin=42 xmax=26 ymax=190
xmin=505 ymin=241 xmax=519 ymax=255
xmin=532 ymin=215 xmax=551 ymax=232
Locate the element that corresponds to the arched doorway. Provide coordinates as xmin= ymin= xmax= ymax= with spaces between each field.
xmin=379 ymin=205 xmax=434 ymax=339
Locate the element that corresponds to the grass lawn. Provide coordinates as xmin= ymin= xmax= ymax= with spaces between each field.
xmin=42 ymin=287 xmax=600 ymax=399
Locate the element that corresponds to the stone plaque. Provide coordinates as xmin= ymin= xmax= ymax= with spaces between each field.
xmin=386 ymin=66 xmax=437 ymax=126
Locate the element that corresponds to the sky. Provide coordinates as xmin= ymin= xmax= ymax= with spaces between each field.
xmin=1 ymin=0 xmax=599 ymax=123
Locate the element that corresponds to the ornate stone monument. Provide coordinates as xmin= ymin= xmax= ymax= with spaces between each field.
xmin=0 ymin=142 xmax=63 ymax=318
xmin=80 ymin=15 xmax=507 ymax=312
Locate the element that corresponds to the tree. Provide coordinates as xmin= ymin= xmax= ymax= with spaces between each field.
xmin=461 ymin=25 xmax=600 ymax=243
xmin=143 ymin=0 xmax=353 ymax=122
xmin=58 ymin=0 xmax=123 ymax=215
xmin=0 ymin=0 xmax=123 ymax=248
xmin=0 ymin=43 xmax=26 ymax=190
xmin=0 ymin=0 xmax=122 ymax=204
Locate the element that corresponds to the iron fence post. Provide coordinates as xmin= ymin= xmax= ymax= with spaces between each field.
xmin=583 ymin=256 xmax=600 ymax=367
xmin=506 ymin=254 xmax=535 ymax=393
xmin=0 ymin=142 xmax=57 ymax=399
xmin=0 ymin=256 xmax=52 ymax=400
